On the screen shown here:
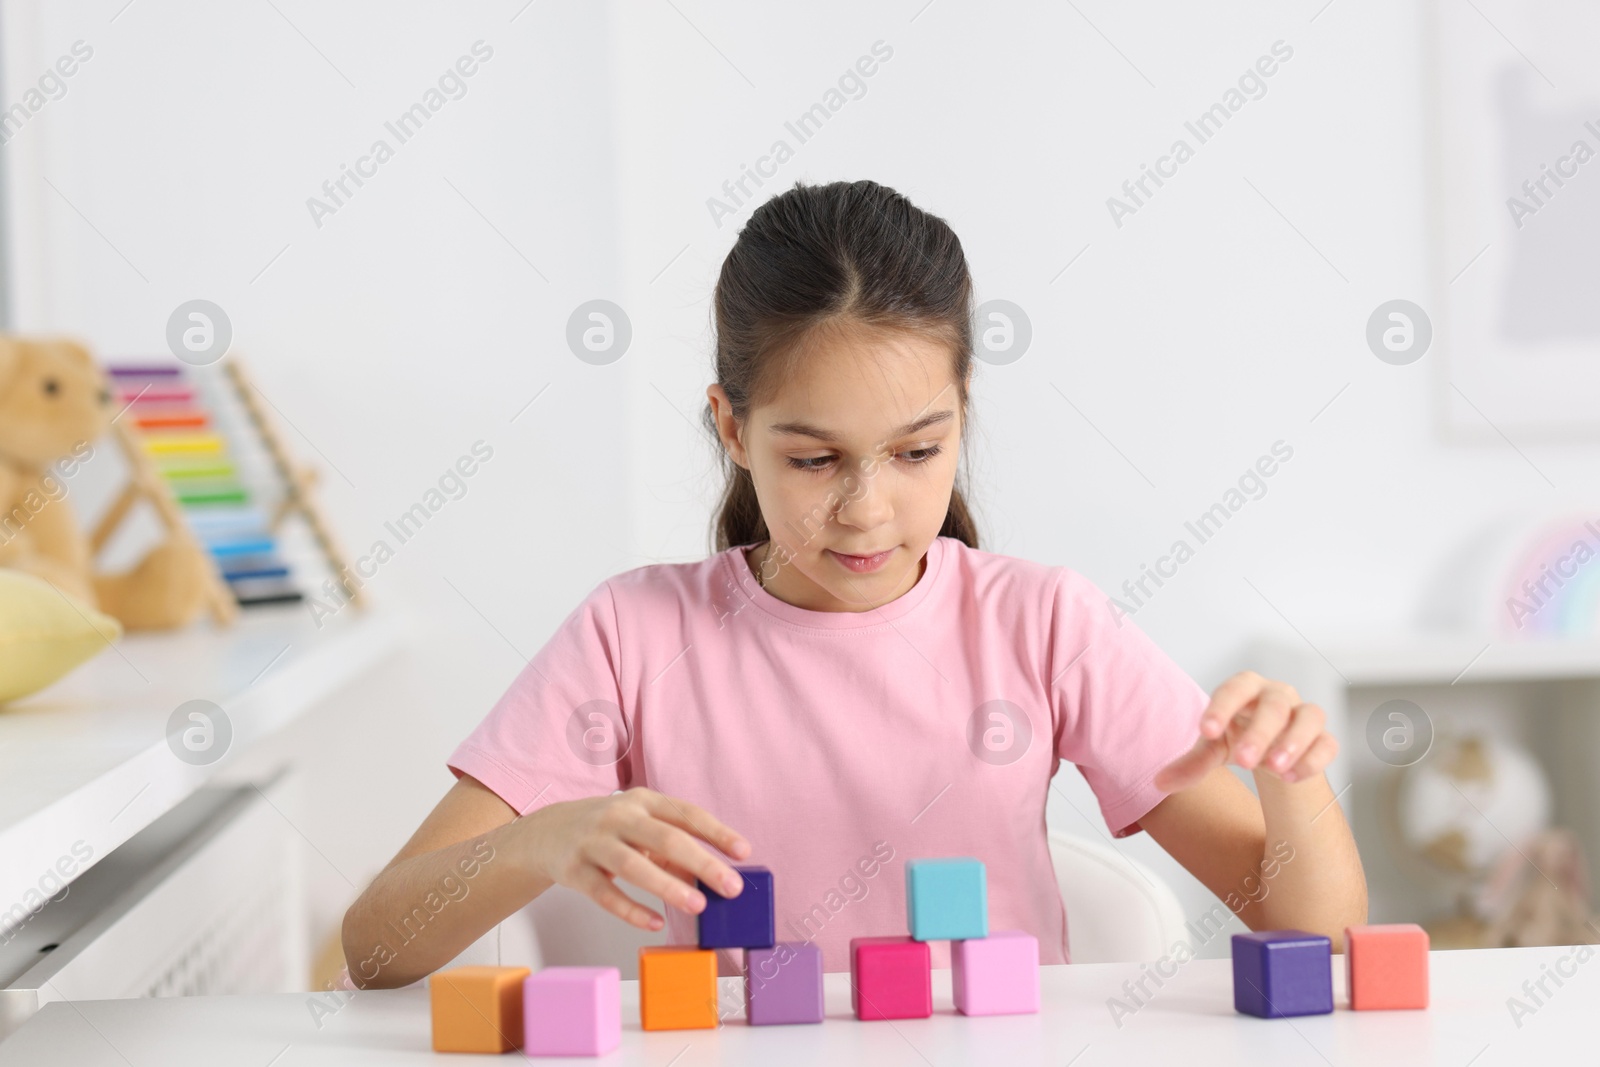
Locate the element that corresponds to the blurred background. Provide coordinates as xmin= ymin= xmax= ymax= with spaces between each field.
xmin=1 ymin=0 xmax=1598 ymax=1030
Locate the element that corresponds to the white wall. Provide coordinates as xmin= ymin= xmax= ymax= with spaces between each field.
xmin=0 ymin=0 xmax=632 ymax=965
xmin=604 ymin=0 xmax=1600 ymax=950
xmin=6 ymin=0 xmax=1599 ymax=967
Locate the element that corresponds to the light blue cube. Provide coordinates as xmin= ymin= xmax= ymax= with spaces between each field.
xmin=906 ymin=858 xmax=987 ymax=941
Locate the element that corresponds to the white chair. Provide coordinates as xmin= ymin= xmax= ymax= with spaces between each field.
xmin=511 ymin=831 xmax=1190 ymax=977
xmin=1047 ymin=830 xmax=1189 ymax=964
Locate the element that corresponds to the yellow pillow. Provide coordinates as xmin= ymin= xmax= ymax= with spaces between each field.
xmin=0 ymin=569 xmax=123 ymax=704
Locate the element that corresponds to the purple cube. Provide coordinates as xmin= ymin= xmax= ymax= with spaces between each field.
xmin=698 ymin=866 xmax=774 ymax=949
xmin=745 ymin=941 xmax=824 ymax=1025
xmin=522 ymin=966 xmax=620 ymax=1056
xmin=1232 ymin=930 xmax=1333 ymax=1018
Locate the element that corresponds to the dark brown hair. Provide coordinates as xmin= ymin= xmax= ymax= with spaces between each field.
xmin=703 ymin=179 xmax=980 ymax=553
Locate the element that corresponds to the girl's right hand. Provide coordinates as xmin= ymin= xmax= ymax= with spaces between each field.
xmin=521 ymin=787 xmax=751 ymax=931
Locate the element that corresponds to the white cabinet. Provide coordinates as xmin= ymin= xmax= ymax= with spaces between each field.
xmin=1248 ymin=634 xmax=1600 ymax=928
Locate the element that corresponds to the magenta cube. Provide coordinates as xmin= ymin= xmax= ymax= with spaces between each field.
xmin=850 ymin=936 xmax=932 ymax=1020
xmin=745 ymin=941 xmax=824 ymax=1025
xmin=952 ymin=931 xmax=1040 ymax=1016
xmin=522 ymin=966 xmax=620 ymax=1056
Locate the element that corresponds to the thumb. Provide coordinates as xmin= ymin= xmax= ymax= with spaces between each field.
xmin=1153 ymin=734 xmax=1229 ymax=794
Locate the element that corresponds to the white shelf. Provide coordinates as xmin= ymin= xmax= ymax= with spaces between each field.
xmin=0 ymin=605 xmax=408 ymax=910
xmin=1246 ymin=631 xmax=1600 ymax=930
xmin=1302 ymin=633 xmax=1600 ymax=687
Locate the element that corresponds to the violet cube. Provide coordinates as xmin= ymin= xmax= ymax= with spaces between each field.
xmin=1232 ymin=930 xmax=1333 ymax=1018
xmin=745 ymin=941 xmax=824 ymax=1025
xmin=698 ymin=865 xmax=775 ymax=949
xmin=522 ymin=966 xmax=620 ymax=1056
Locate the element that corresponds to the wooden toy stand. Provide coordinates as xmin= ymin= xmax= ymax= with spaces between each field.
xmin=219 ymin=357 xmax=366 ymax=611
xmin=89 ymin=419 xmax=238 ymax=626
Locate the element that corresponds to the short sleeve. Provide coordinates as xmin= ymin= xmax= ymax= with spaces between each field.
xmin=1047 ymin=567 xmax=1210 ymax=839
xmin=447 ymin=579 xmax=633 ymax=815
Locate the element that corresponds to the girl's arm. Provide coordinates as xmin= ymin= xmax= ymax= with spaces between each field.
xmin=1139 ymin=671 xmax=1368 ymax=948
xmin=340 ymin=775 xmax=751 ymax=989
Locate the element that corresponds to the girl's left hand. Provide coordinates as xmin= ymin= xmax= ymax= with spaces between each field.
xmin=1154 ymin=670 xmax=1337 ymax=793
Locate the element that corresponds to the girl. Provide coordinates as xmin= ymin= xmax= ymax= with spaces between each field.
xmin=342 ymin=179 xmax=1366 ymax=987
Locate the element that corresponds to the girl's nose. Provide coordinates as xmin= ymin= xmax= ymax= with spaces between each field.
xmin=834 ymin=475 xmax=893 ymax=529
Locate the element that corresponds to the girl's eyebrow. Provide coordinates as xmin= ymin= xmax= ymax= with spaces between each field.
xmin=768 ymin=409 xmax=955 ymax=444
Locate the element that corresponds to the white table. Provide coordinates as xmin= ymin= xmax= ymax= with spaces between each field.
xmin=0 ymin=948 xmax=1589 ymax=1064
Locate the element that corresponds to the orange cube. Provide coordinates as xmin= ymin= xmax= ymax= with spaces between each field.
xmin=639 ymin=946 xmax=719 ymax=1030
xmin=429 ymin=965 xmax=530 ymax=1052
xmin=1345 ymin=923 xmax=1429 ymax=1010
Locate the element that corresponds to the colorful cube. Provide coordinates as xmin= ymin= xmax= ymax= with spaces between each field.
xmin=1232 ymin=930 xmax=1334 ymax=1018
xmin=522 ymin=966 xmax=620 ymax=1056
xmin=1345 ymin=923 xmax=1429 ymax=1010
xmin=906 ymin=858 xmax=988 ymax=941
xmin=951 ymin=931 xmax=1040 ymax=1016
xmin=429 ymin=965 xmax=530 ymax=1053
xmin=745 ymin=941 xmax=824 ymax=1025
xmin=850 ymin=936 xmax=932 ymax=1020
xmin=639 ymin=946 xmax=719 ymax=1031
xmin=698 ymin=865 xmax=775 ymax=949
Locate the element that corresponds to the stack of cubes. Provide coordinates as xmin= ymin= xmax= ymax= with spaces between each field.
xmin=639 ymin=865 xmax=826 ymax=1029
xmin=431 ymin=855 xmax=1046 ymax=1049
xmin=1231 ymin=922 xmax=1430 ymax=1018
xmin=851 ymin=858 xmax=1040 ymax=1020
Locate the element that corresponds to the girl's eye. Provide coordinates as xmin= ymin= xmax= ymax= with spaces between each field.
xmin=784 ymin=444 xmax=943 ymax=473
xmin=899 ymin=445 xmax=943 ymax=464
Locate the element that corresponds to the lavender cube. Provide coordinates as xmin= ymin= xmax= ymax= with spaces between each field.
xmin=745 ymin=941 xmax=824 ymax=1025
xmin=1232 ymin=930 xmax=1333 ymax=1018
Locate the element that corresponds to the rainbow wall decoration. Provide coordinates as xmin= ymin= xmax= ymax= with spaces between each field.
xmin=1497 ymin=515 xmax=1600 ymax=638
xmin=108 ymin=362 xmax=303 ymax=608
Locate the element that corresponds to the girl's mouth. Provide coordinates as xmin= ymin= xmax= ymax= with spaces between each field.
xmin=828 ymin=547 xmax=894 ymax=573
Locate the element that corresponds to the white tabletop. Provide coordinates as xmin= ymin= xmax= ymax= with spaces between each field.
xmin=0 ymin=948 xmax=1588 ymax=1064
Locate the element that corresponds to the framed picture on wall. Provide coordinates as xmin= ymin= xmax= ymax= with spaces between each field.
xmin=1429 ymin=0 xmax=1600 ymax=442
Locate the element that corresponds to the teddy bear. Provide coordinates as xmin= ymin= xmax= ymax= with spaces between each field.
xmin=0 ymin=335 xmax=211 ymax=630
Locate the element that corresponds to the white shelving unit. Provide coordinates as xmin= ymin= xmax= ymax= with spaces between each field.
xmin=0 ymin=604 xmax=407 ymax=1038
xmin=1247 ymin=633 xmax=1600 ymax=929
xmin=0 ymin=604 xmax=407 ymax=912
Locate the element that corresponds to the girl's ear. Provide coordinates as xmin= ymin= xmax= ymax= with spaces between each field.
xmin=705 ymin=384 xmax=751 ymax=468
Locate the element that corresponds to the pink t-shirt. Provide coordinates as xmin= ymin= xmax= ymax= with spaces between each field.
xmin=447 ymin=535 xmax=1208 ymax=974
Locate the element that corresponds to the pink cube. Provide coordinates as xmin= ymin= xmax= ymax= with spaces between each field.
xmin=850 ymin=936 xmax=932 ymax=1020
xmin=952 ymin=931 xmax=1040 ymax=1016
xmin=1345 ymin=923 xmax=1429 ymax=1011
xmin=522 ymin=966 xmax=620 ymax=1057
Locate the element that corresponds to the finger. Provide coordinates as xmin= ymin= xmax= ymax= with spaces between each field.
xmin=1153 ymin=734 xmax=1229 ymax=794
xmin=1234 ymin=684 xmax=1298 ymax=770
xmin=1199 ymin=671 xmax=1268 ymax=740
xmin=599 ymin=840 xmax=708 ymax=914
xmin=642 ymin=792 xmax=751 ymax=861
xmin=628 ymin=818 xmax=745 ymax=899
xmin=575 ymin=866 xmax=664 ymax=931
xmin=657 ymin=857 xmax=702 ymax=892
xmin=1262 ymin=703 xmax=1326 ymax=775
xmin=637 ymin=846 xmax=698 ymax=890
xmin=1285 ymin=733 xmax=1339 ymax=783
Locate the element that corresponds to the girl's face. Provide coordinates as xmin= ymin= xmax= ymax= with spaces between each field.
xmin=708 ymin=322 xmax=965 ymax=613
